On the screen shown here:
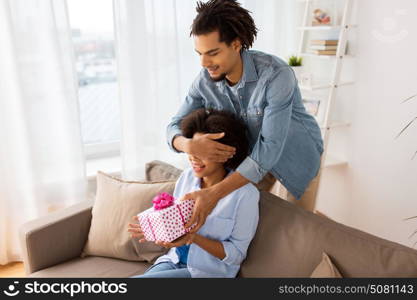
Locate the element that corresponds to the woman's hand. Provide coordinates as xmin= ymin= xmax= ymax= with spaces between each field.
xmin=127 ymin=216 xmax=146 ymax=243
xmin=180 ymin=188 xmax=221 ymax=233
xmin=155 ymin=233 xmax=196 ymax=249
xmin=187 ymin=132 xmax=236 ymax=163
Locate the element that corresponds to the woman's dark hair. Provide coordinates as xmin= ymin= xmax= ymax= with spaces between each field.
xmin=180 ymin=108 xmax=248 ymax=170
xmin=190 ymin=0 xmax=258 ymax=51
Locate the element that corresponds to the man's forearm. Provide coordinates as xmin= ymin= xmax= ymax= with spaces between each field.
xmin=172 ymin=135 xmax=190 ymax=153
xmin=211 ymin=171 xmax=250 ymax=199
xmin=193 ymin=234 xmax=225 ymax=260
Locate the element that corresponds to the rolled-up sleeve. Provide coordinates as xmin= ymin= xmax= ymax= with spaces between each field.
xmin=236 ymin=67 xmax=296 ymax=184
xmin=166 ymin=76 xmax=204 ymax=153
xmin=221 ymin=187 xmax=260 ymax=266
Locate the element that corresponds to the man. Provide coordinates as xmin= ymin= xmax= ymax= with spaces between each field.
xmin=166 ymin=0 xmax=323 ymax=232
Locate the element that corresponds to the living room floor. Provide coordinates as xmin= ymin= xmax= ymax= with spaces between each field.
xmin=0 ymin=262 xmax=25 ymax=277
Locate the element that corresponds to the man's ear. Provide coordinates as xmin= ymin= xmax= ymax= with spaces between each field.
xmin=232 ymin=38 xmax=242 ymax=52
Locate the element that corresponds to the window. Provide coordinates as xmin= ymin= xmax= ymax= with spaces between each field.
xmin=67 ymin=0 xmax=121 ymax=159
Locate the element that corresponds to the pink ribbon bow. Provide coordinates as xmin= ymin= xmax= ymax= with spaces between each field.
xmin=152 ymin=192 xmax=175 ymax=210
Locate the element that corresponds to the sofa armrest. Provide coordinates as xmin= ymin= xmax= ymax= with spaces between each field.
xmin=19 ymin=199 xmax=94 ymax=275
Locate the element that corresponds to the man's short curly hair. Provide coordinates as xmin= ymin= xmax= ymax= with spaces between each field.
xmin=190 ymin=0 xmax=258 ymax=50
xmin=180 ymin=108 xmax=249 ymax=170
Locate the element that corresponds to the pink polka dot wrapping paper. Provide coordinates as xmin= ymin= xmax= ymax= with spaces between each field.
xmin=137 ymin=199 xmax=195 ymax=242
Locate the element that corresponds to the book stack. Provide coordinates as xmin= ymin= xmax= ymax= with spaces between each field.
xmin=308 ymin=40 xmax=338 ymax=55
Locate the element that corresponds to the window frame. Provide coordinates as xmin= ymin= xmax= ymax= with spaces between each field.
xmin=67 ymin=0 xmax=121 ymax=161
xmin=84 ymin=141 xmax=120 ymax=160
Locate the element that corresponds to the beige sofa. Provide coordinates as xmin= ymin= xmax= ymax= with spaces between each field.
xmin=19 ymin=163 xmax=417 ymax=277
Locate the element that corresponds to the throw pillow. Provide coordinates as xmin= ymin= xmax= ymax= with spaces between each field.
xmin=310 ymin=252 xmax=343 ymax=278
xmin=81 ymin=171 xmax=175 ymax=262
xmin=145 ymin=160 xmax=182 ymax=182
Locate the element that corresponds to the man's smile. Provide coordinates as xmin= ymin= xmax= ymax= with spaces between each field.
xmin=207 ymin=66 xmax=219 ymax=74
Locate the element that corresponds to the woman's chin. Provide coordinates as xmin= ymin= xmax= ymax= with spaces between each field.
xmin=192 ymin=170 xmax=205 ymax=177
xmin=192 ymin=167 xmax=207 ymax=177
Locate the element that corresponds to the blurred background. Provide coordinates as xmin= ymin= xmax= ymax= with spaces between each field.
xmin=0 ymin=0 xmax=416 ymax=271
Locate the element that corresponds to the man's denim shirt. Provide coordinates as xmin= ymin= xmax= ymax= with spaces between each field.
xmin=166 ymin=50 xmax=324 ymax=199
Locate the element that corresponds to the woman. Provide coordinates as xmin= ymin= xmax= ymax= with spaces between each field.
xmin=128 ymin=108 xmax=259 ymax=278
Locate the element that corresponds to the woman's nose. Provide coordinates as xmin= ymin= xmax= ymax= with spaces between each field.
xmin=189 ymin=154 xmax=200 ymax=161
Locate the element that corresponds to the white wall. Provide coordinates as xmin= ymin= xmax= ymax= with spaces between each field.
xmin=316 ymin=0 xmax=417 ymax=248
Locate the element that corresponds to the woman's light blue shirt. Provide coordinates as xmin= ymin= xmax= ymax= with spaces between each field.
xmin=153 ymin=168 xmax=260 ymax=278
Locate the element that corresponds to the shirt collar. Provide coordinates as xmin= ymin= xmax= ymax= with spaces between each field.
xmin=241 ymin=50 xmax=258 ymax=83
xmin=215 ymin=50 xmax=258 ymax=90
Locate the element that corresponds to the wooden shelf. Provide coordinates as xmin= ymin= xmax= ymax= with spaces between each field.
xmin=297 ymin=24 xmax=357 ymax=31
xmin=324 ymin=154 xmax=348 ymax=168
xmin=296 ymin=0 xmax=355 ymax=173
xmin=299 ymin=81 xmax=355 ymax=91
xmin=299 ymin=52 xmax=355 ymax=60
xmin=297 ymin=25 xmax=341 ymax=30
xmin=319 ymin=121 xmax=351 ymax=130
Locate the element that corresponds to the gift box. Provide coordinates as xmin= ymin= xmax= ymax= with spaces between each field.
xmin=138 ymin=192 xmax=195 ymax=242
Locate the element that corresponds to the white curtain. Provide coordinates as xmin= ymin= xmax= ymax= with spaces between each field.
xmin=114 ymin=0 xmax=200 ymax=180
xmin=113 ymin=0 xmax=297 ymax=180
xmin=243 ymin=0 xmax=298 ymax=59
xmin=0 ymin=0 xmax=87 ymax=265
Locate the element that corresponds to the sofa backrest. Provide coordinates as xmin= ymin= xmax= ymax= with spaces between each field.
xmin=239 ymin=191 xmax=417 ymax=277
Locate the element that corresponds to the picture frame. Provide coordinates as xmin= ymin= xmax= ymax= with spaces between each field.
xmin=302 ymin=98 xmax=321 ymax=117
xmin=310 ymin=0 xmax=338 ymax=26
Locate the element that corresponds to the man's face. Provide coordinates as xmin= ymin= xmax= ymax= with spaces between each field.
xmin=194 ymin=31 xmax=241 ymax=82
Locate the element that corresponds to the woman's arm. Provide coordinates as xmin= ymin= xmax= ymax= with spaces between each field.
xmin=193 ymin=234 xmax=226 ymax=260
xmin=220 ymin=186 xmax=260 ymax=266
xmin=155 ymin=233 xmax=226 ymax=260
xmin=160 ymin=186 xmax=260 ymax=264
xmin=183 ymin=171 xmax=250 ymax=233
xmin=193 ymin=186 xmax=260 ymax=266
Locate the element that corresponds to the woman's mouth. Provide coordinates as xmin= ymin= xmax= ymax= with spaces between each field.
xmin=192 ymin=164 xmax=206 ymax=172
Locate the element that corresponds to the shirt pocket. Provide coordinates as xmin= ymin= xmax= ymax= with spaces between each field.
xmin=246 ymin=107 xmax=264 ymax=132
xmin=203 ymin=216 xmax=235 ymax=241
xmin=205 ymin=103 xmax=224 ymax=112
